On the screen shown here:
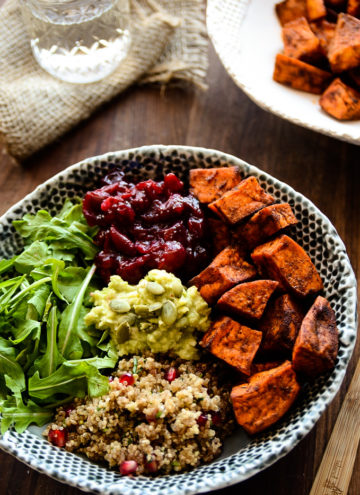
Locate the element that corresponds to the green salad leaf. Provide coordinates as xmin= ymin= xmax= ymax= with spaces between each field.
xmin=0 ymin=200 xmax=117 ymax=434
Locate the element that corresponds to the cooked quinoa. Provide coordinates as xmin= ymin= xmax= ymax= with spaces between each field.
xmin=45 ymin=355 xmax=235 ymax=475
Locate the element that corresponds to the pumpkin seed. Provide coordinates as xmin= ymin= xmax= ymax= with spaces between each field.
xmin=110 ymin=299 xmax=131 ymax=313
xmin=146 ymin=281 xmax=165 ymax=295
xmin=149 ymin=302 xmax=162 ymax=312
xmin=171 ymin=280 xmax=183 ymax=298
xmin=116 ymin=323 xmax=130 ymax=344
xmin=134 ymin=304 xmax=149 ymax=315
xmin=162 ymin=300 xmax=177 ymax=325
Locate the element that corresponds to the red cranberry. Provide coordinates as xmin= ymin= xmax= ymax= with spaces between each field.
xmin=164 ymin=173 xmax=184 ymax=193
xmin=210 ymin=411 xmax=222 ymax=426
xmin=165 ymin=367 xmax=179 ymax=382
xmin=109 ymin=226 xmax=137 ymax=256
xmin=48 ymin=428 xmax=67 ymax=447
xmin=119 ymin=460 xmax=138 ymax=475
xmin=145 ymin=458 xmax=158 ymax=473
xmin=64 ymin=406 xmax=73 ymax=418
xmin=197 ymin=414 xmax=209 ymax=426
xmin=119 ymin=372 xmax=135 ymax=386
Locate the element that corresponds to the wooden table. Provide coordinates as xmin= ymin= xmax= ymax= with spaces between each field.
xmin=0 ymin=43 xmax=359 ymax=495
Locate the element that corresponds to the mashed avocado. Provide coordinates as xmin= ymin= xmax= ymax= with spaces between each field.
xmin=85 ymin=270 xmax=211 ymax=360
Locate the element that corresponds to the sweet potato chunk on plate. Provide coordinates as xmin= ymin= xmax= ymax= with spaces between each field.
xmin=276 ymin=0 xmax=308 ymax=26
xmin=328 ymin=13 xmax=360 ymax=72
xmin=319 ymin=78 xmax=360 ymax=120
xmin=190 ymin=246 xmax=257 ymax=304
xmin=273 ymin=53 xmax=332 ymax=94
xmin=207 ymin=218 xmax=232 ymax=256
xmin=292 ymin=296 xmax=338 ymax=376
xmin=310 ymin=19 xmax=336 ymax=55
xmin=231 ymin=361 xmax=300 ymax=434
xmin=348 ymin=0 xmax=360 ymax=18
xmin=239 ymin=203 xmax=298 ymax=249
xmin=200 ymin=316 xmax=262 ymax=375
xmin=251 ymin=234 xmax=323 ymax=297
xmin=208 ymin=177 xmax=275 ymax=225
xmin=306 ymin=0 xmax=326 ymax=21
xmin=251 ymin=360 xmax=285 ymax=374
xmin=217 ymin=280 xmax=279 ymax=320
xmin=189 ymin=167 xmax=242 ymax=204
xmin=282 ymin=17 xmax=322 ymax=60
xmin=260 ymin=294 xmax=303 ymax=353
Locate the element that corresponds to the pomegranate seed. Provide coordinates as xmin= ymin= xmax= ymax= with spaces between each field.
xmin=64 ymin=405 xmax=73 ymax=418
xmin=197 ymin=413 xmax=208 ymax=426
xmin=119 ymin=372 xmax=135 ymax=386
xmin=119 ymin=460 xmax=138 ymax=475
xmin=165 ymin=367 xmax=179 ymax=382
xmin=145 ymin=458 xmax=158 ymax=473
xmin=210 ymin=411 xmax=222 ymax=426
xmin=48 ymin=428 xmax=67 ymax=447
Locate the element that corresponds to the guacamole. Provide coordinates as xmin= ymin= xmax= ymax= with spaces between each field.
xmin=85 ymin=270 xmax=211 ymax=360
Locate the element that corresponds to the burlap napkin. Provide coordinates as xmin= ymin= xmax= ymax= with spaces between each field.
xmin=0 ymin=0 xmax=208 ymax=161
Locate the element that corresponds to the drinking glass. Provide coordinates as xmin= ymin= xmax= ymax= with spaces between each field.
xmin=20 ymin=0 xmax=131 ymax=83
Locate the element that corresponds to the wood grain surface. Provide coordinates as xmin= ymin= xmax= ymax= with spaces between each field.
xmin=0 ymin=20 xmax=359 ymax=495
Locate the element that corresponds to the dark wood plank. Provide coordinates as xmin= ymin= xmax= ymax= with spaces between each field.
xmin=0 ymin=38 xmax=359 ymax=495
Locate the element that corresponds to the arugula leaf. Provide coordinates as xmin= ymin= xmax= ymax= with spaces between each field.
xmin=0 ymin=257 xmax=16 ymax=276
xmin=58 ymin=265 xmax=96 ymax=360
xmin=34 ymin=306 xmax=64 ymax=378
xmin=27 ymin=284 xmax=51 ymax=320
xmin=10 ymin=320 xmax=41 ymax=345
xmin=14 ymin=241 xmax=49 ymax=274
xmin=28 ymin=361 xmax=109 ymax=401
xmin=0 ymin=397 xmax=53 ymax=434
xmin=0 ymin=337 xmax=26 ymax=396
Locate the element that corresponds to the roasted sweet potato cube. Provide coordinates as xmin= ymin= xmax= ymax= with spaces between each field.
xmin=230 ymin=361 xmax=300 ymax=434
xmin=306 ymin=0 xmax=326 ymax=21
xmin=201 ymin=316 xmax=262 ymax=375
xmin=190 ymin=246 xmax=257 ymax=305
xmin=217 ymin=280 xmax=279 ymax=320
xmin=207 ymin=218 xmax=232 ymax=256
xmin=310 ymin=20 xmax=336 ymax=55
xmin=251 ymin=235 xmax=323 ymax=298
xmin=260 ymin=294 xmax=303 ymax=353
xmin=239 ymin=203 xmax=298 ymax=249
xmin=319 ymin=78 xmax=360 ymax=120
xmin=273 ymin=54 xmax=332 ymax=94
xmin=348 ymin=0 xmax=360 ymax=18
xmin=328 ymin=13 xmax=360 ymax=72
xmin=251 ymin=360 xmax=284 ymax=374
xmin=282 ymin=17 xmax=322 ymax=60
xmin=189 ymin=167 xmax=242 ymax=204
xmin=292 ymin=296 xmax=338 ymax=376
xmin=276 ymin=0 xmax=308 ymax=26
xmin=208 ymin=177 xmax=275 ymax=225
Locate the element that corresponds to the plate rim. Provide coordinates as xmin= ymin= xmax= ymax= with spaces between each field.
xmin=0 ymin=144 xmax=357 ymax=495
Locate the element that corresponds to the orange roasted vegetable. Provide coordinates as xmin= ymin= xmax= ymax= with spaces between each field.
xmin=319 ymin=78 xmax=360 ymax=120
xmin=207 ymin=218 xmax=232 ymax=256
xmin=273 ymin=53 xmax=332 ymax=94
xmin=310 ymin=19 xmax=336 ymax=55
xmin=328 ymin=13 xmax=360 ymax=72
xmin=282 ymin=17 xmax=322 ymax=60
xmin=200 ymin=316 xmax=262 ymax=375
xmin=306 ymin=0 xmax=326 ymax=21
xmin=190 ymin=246 xmax=257 ymax=305
xmin=276 ymin=0 xmax=308 ymax=26
xmin=251 ymin=360 xmax=284 ymax=374
xmin=217 ymin=280 xmax=279 ymax=320
xmin=189 ymin=166 xmax=242 ymax=204
xmin=259 ymin=293 xmax=303 ymax=353
xmin=208 ymin=177 xmax=275 ymax=225
xmin=251 ymin=234 xmax=323 ymax=298
xmin=348 ymin=0 xmax=360 ymax=17
xmin=292 ymin=296 xmax=338 ymax=376
xmin=239 ymin=203 xmax=298 ymax=249
xmin=230 ymin=361 xmax=300 ymax=434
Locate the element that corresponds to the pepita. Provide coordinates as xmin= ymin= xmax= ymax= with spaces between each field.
xmin=149 ymin=302 xmax=163 ymax=312
xmin=162 ymin=300 xmax=177 ymax=325
xmin=146 ymin=281 xmax=165 ymax=295
xmin=110 ymin=299 xmax=131 ymax=313
xmin=171 ymin=279 xmax=183 ymax=298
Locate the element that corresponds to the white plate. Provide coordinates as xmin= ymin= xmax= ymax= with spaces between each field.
xmin=207 ymin=0 xmax=360 ymax=145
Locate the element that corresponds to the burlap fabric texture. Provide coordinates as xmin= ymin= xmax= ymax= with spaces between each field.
xmin=0 ymin=0 xmax=208 ymax=161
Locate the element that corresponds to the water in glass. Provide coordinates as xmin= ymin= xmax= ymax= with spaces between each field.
xmin=21 ymin=0 xmax=131 ymax=83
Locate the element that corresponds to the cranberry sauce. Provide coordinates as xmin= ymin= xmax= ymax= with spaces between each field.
xmin=82 ymin=170 xmax=209 ymax=284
